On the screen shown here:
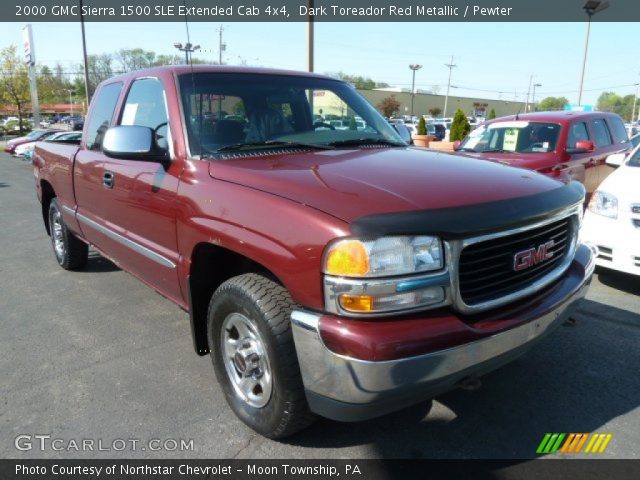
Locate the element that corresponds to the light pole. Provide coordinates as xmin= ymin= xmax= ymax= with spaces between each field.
xmin=532 ymin=83 xmax=542 ymax=111
xmin=632 ymin=82 xmax=640 ymax=124
xmin=409 ymin=64 xmax=422 ymax=120
xmin=525 ymin=74 xmax=533 ymax=112
xmin=577 ymin=0 xmax=610 ymax=105
xmin=65 ymin=89 xmax=74 ymax=118
xmin=217 ymin=25 xmax=226 ymax=65
xmin=173 ymin=42 xmax=200 ymax=65
xmin=443 ymin=56 xmax=457 ymax=118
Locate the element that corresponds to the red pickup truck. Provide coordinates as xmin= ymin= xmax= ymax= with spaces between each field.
xmin=33 ymin=66 xmax=594 ymax=439
xmin=456 ymin=111 xmax=631 ymax=195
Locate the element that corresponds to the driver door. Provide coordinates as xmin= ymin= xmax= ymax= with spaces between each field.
xmin=95 ymin=77 xmax=182 ymax=303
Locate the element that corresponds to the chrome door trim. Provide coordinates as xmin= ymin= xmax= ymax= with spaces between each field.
xmin=75 ymin=212 xmax=176 ymax=269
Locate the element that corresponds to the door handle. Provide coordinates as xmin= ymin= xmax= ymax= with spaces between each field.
xmin=103 ymin=171 xmax=115 ymax=189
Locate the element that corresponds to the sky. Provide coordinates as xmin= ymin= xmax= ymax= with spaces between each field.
xmin=0 ymin=21 xmax=637 ymax=106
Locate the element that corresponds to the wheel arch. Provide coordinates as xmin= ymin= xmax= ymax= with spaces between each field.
xmin=187 ymin=242 xmax=284 ymax=356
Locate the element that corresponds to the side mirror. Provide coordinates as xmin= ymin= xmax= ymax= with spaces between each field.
xmin=103 ymin=125 xmax=169 ymax=162
xmin=605 ymin=152 xmax=626 ymax=167
xmin=392 ymin=123 xmax=412 ymax=144
xmin=566 ymin=140 xmax=595 ymax=154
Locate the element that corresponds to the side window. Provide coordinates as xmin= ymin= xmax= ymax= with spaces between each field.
xmin=85 ymin=82 xmax=123 ymax=151
xmin=607 ymin=116 xmax=629 ymax=144
xmin=591 ymin=118 xmax=613 ymax=147
xmin=120 ymin=78 xmax=169 ymax=151
xmin=567 ymin=122 xmax=589 ymax=148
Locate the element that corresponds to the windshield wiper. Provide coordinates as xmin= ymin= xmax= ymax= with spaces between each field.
xmin=216 ymin=140 xmax=334 ymax=152
xmin=327 ymin=138 xmax=405 ymax=148
xmin=481 ymin=148 xmax=512 ymax=153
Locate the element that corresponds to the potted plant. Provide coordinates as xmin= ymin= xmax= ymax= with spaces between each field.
xmin=411 ymin=117 xmax=434 ymax=147
xmin=430 ymin=109 xmax=469 ymax=152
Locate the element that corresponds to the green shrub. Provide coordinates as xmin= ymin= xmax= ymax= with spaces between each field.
xmin=416 ymin=116 xmax=427 ymax=135
xmin=348 ymin=116 xmax=357 ymax=131
xmin=487 ymin=108 xmax=497 ymax=120
xmin=449 ymin=109 xmax=470 ymax=142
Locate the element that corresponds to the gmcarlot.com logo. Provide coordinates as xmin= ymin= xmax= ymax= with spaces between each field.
xmin=537 ymin=433 xmax=613 ymax=454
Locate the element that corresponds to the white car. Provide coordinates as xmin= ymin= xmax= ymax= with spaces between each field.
xmin=581 ymin=146 xmax=640 ymax=276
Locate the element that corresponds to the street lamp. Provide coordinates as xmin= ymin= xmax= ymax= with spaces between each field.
xmin=409 ymin=64 xmax=422 ymax=119
xmin=174 ymin=42 xmax=201 ymax=65
xmin=443 ymin=56 xmax=457 ymax=119
xmin=577 ymin=0 xmax=610 ymax=105
xmin=532 ymin=83 xmax=542 ymax=111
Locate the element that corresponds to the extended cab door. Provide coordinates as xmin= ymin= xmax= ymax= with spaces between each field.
xmin=74 ymin=82 xmax=124 ymax=245
xmin=83 ymin=77 xmax=182 ymax=304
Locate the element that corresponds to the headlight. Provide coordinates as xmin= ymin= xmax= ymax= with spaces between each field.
xmin=323 ymin=236 xmax=443 ymax=278
xmin=588 ymin=191 xmax=618 ymax=219
xmin=322 ymin=236 xmax=448 ymax=316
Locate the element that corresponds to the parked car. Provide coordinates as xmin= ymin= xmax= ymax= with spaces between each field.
xmin=33 ymin=66 xmax=593 ymax=438
xmin=69 ymin=117 xmax=84 ymax=131
xmin=455 ymin=111 xmax=632 ymax=196
xmin=3 ymin=129 xmax=59 ymax=155
xmin=581 ymin=145 xmax=640 ymax=276
xmin=21 ymin=131 xmax=81 ymax=162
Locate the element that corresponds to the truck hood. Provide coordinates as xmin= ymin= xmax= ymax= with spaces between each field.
xmin=208 ymin=147 xmax=565 ymax=223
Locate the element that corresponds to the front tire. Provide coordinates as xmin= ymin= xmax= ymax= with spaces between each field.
xmin=207 ymin=273 xmax=315 ymax=439
xmin=48 ymin=198 xmax=88 ymax=270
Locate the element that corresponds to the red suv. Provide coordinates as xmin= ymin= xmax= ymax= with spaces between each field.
xmin=456 ymin=111 xmax=631 ymax=195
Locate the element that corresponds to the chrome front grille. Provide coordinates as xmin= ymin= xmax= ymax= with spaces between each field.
xmin=450 ymin=207 xmax=581 ymax=313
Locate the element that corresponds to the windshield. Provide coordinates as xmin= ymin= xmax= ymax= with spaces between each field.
xmin=26 ymin=130 xmax=45 ymax=139
xmin=629 ymin=147 xmax=640 ymax=167
xmin=458 ymin=121 xmax=561 ymax=153
xmin=178 ymin=73 xmax=404 ymax=156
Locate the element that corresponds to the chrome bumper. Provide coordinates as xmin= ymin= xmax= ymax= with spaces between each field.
xmin=291 ymin=244 xmax=594 ymax=422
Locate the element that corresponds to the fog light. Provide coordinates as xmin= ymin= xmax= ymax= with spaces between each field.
xmin=339 ymin=287 xmax=445 ymax=314
xmin=339 ymin=294 xmax=374 ymax=312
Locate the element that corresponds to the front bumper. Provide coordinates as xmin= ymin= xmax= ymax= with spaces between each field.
xmin=582 ymin=210 xmax=640 ymax=276
xmin=291 ymin=244 xmax=594 ymax=422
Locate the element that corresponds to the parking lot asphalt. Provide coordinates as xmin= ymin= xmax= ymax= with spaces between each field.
xmin=1 ymin=152 xmax=639 ymax=460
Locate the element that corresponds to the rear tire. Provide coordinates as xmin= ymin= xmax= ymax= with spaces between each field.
xmin=48 ymin=198 xmax=88 ymax=270
xmin=207 ymin=273 xmax=315 ymax=439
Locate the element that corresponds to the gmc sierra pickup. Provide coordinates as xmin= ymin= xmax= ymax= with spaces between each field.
xmin=33 ymin=66 xmax=594 ymax=439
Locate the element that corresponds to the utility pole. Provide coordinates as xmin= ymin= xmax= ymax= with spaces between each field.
xmin=532 ymin=83 xmax=542 ymax=112
xmin=443 ymin=55 xmax=456 ymax=118
xmin=79 ymin=0 xmax=90 ymax=107
xmin=525 ymin=74 xmax=533 ymax=112
xmin=306 ymin=0 xmax=314 ymax=72
xmin=409 ymin=64 xmax=422 ymax=120
xmin=217 ymin=25 xmax=226 ymax=65
xmin=632 ymin=81 xmax=640 ymax=124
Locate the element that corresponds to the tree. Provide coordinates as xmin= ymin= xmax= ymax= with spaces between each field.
xmin=537 ymin=96 xmax=569 ymax=111
xmin=449 ymin=108 xmax=470 ymax=142
xmin=428 ymin=107 xmax=442 ymax=117
xmin=377 ymin=95 xmax=400 ymax=118
xmin=597 ymin=91 xmax=636 ymax=120
xmin=79 ymin=53 xmax=114 ymax=99
xmin=487 ymin=108 xmax=497 ymax=120
xmin=0 ymin=45 xmax=31 ymax=134
xmin=416 ymin=116 xmax=427 ymax=135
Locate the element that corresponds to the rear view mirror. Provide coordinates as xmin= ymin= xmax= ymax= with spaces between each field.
xmin=605 ymin=152 xmax=626 ymax=167
xmin=103 ymin=125 xmax=169 ymax=162
xmin=566 ymin=140 xmax=595 ymax=154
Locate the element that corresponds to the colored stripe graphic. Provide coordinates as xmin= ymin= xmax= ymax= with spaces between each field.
xmin=538 ymin=433 xmax=613 ymax=454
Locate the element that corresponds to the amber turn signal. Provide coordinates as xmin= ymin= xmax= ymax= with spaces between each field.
xmin=324 ymin=240 xmax=370 ymax=277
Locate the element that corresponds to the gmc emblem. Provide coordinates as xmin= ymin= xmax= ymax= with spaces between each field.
xmin=513 ymin=240 xmax=555 ymax=271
